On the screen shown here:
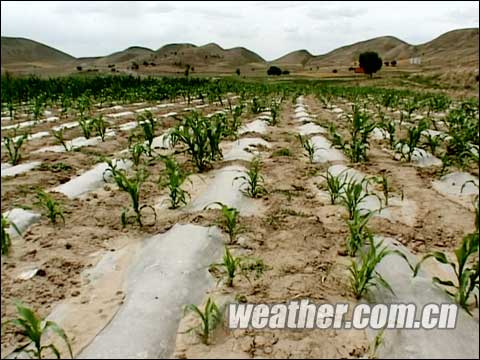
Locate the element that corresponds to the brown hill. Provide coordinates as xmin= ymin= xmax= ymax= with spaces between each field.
xmin=92 ymin=46 xmax=154 ymax=66
xmin=271 ymin=50 xmax=314 ymax=66
xmin=1 ymin=36 xmax=75 ymax=67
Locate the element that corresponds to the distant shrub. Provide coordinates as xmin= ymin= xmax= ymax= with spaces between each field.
xmin=76 ymin=66 xmax=82 ymax=71
xmin=267 ymin=66 xmax=282 ymax=76
xmin=391 ymin=60 xmax=397 ymax=67
xmin=143 ymin=61 xmax=149 ymax=66
xmin=384 ymin=61 xmax=390 ymax=66
xmin=348 ymin=67 xmax=355 ymax=71
xmin=150 ymin=62 xmax=156 ymax=66
xmin=131 ymin=62 xmax=139 ymax=70
xmin=332 ymin=69 xmax=338 ymax=73
xmin=282 ymin=70 xmax=290 ymax=75
xmin=236 ymin=68 xmax=241 ymax=76
xmin=108 ymin=64 xmax=115 ymax=68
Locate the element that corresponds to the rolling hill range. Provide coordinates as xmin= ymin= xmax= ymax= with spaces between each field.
xmin=1 ymin=28 xmax=478 ymax=76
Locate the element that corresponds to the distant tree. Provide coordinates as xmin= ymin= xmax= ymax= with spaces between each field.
xmin=111 ymin=68 xmax=115 ymax=72
xmin=191 ymin=66 xmax=194 ymax=72
xmin=76 ymin=66 xmax=82 ymax=71
xmin=332 ymin=69 xmax=338 ymax=73
xmin=348 ymin=67 xmax=355 ymax=71
xmin=267 ymin=66 xmax=282 ymax=76
xmin=282 ymin=70 xmax=290 ymax=75
xmin=236 ymin=68 xmax=241 ymax=76
xmin=150 ymin=62 xmax=156 ymax=66
xmin=143 ymin=61 xmax=149 ymax=66
xmin=384 ymin=61 xmax=390 ymax=66
xmin=476 ymin=74 xmax=479 ymax=82
xmin=131 ymin=62 xmax=139 ymax=70
xmin=359 ymin=51 xmax=383 ymax=78
xmin=390 ymin=60 xmax=397 ymax=67
xmin=184 ymin=64 xmax=191 ymax=77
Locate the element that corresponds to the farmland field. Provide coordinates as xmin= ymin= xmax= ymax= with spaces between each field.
xmin=1 ymin=74 xmax=479 ymax=359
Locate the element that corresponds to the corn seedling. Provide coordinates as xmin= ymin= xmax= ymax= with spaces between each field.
xmin=297 ymin=134 xmax=316 ymax=163
xmin=129 ymin=142 xmax=147 ymax=167
xmin=234 ymin=157 xmax=267 ymax=198
xmin=328 ymin=123 xmax=345 ymax=149
xmin=3 ymin=132 xmax=28 ymax=165
xmin=320 ymin=169 xmax=347 ymax=205
xmin=35 ymin=190 xmax=65 ymax=225
xmin=413 ymin=232 xmax=479 ymax=315
xmin=92 ymin=114 xmax=108 ymax=141
xmin=349 ymin=237 xmax=411 ymax=299
xmin=1 ymin=214 xmax=20 ymax=256
xmin=396 ymin=121 xmax=429 ymax=162
xmin=103 ymin=165 xmax=156 ymax=226
xmin=422 ymin=132 xmax=444 ymax=157
xmin=343 ymin=106 xmax=376 ymax=163
xmin=51 ymin=128 xmax=71 ymax=152
xmin=340 ymin=178 xmax=370 ymax=220
xmin=158 ymin=155 xmax=191 ymax=209
xmin=2 ymin=301 xmax=73 ymax=359
xmin=78 ymin=116 xmax=93 ymax=139
xmin=183 ymin=298 xmax=222 ymax=345
xmin=346 ymin=210 xmax=375 ymax=256
xmin=209 ymin=246 xmax=246 ymax=287
xmin=205 ymin=202 xmax=244 ymax=244
xmin=138 ymin=111 xmax=156 ymax=156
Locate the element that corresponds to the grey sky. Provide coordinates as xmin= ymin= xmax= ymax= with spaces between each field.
xmin=1 ymin=1 xmax=478 ymax=61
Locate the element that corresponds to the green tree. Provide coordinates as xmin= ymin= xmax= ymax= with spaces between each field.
xmin=359 ymin=52 xmax=382 ymax=78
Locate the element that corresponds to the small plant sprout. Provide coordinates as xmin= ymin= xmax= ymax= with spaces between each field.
xmin=78 ymin=116 xmax=93 ymax=139
xmin=138 ymin=111 xmax=157 ymax=156
xmin=413 ymin=232 xmax=479 ymax=315
xmin=297 ymin=134 xmax=316 ymax=163
xmin=92 ymin=114 xmax=108 ymax=141
xmin=340 ymin=177 xmax=370 ymax=220
xmin=1 ymin=214 xmax=20 ymax=256
xmin=3 ymin=131 xmax=28 ymax=165
xmin=320 ymin=169 xmax=347 ymax=205
xmin=205 ymin=202 xmax=244 ymax=244
xmin=183 ymin=298 xmax=222 ymax=345
xmin=158 ymin=155 xmax=191 ymax=209
xmin=103 ymin=164 xmax=156 ymax=227
xmin=234 ymin=157 xmax=267 ymax=198
xmin=35 ymin=190 xmax=65 ymax=225
xmin=51 ymin=128 xmax=71 ymax=152
xmin=346 ymin=210 xmax=375 ymax=257
xmin=129 ymin=142 xmax=147 ymax=167
xmin=349 ymin=236 xmax=411 ymax=299
xmin=2 ymin=301 xmax=73 ymax=359
xmin=423 ymin=132 xmax=444 ymax=157
xmin=209 ymin=246 xmax=245 ymax=287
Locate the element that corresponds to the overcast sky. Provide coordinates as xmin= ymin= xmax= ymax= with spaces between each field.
xmin=1 ymin=1 xmax=478 ymax=61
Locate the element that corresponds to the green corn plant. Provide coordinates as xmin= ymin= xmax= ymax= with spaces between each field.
xmin=320 ymin=169 xmax=347 ymax=205
xmin=297 ymin=134 xmax=316 ymax=163
xmin=250 ymin=97 xmax=264 ymax=114
xmin=346 ymin=210 xmax=375 ymax=257
xmin=183 ymin=298 xmax=222 ymax=345
xmin=234 ymin=157 xmax=267 ymax=198
xmin=205 ymin=202 xmax=244 ymax=244
xmin=92 ymin=114 xmax=108 ymax=141
xmin=343 ymin=106 xmax=376 ymax=163
xmin=349 ymin=236 xmax=411 ymax=299
xmin=78 ymin=116 xmax=93 ymax=139
xmin=51 ymin=128 xmax=71 ymax=152
xmin=3 ymin=132 xmax=28 ymax=165
xmin=129 ymin=142 xmax=147 ymax=167
xmin=1 ymin=214 xmax=20 ymax=256
xmin=2 ymin=301 xmax=73 ymax=359
xmin=158 ymin=155 xmax=191 ymax=209
xmin=422 ymin=132 xmax=444 ymax=157
xmin=35 ymin=190 xmax=65 ymax=225
xmin=328 ymin=123 xmax=345 ymax=149
xmin=268 ymin=100 xmax=280 ymax=126
xmin=209 ymin=246 xmax=245 ymax=287
xmin=138 ymin=111 xmax=156 ymax=156
xmin=103 ymin=165 xmax=156 ymax=227
xmin=227 ymin=103 xmax=244 ymax=137
xmin=413 ymin=232 xmax=479 ymax=315
xmin=379 ymin=119 xmax=396 ymax=149
xmin=30 ymin=96 xmax=44 ymax=122
xmin=340 ymin=178 xmax=370 ymax=220
xmin=396 ymin=120 xmax=429 ymax=162
xmin=170 ymin=111 xmax=226 ymax=172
